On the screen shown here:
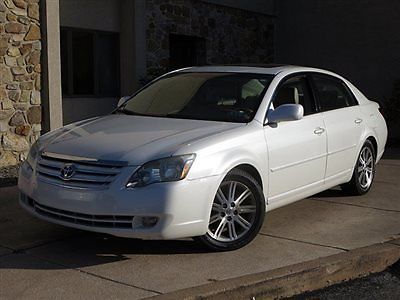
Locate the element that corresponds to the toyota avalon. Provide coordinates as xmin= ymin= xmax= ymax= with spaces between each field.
xmin=18 ymin=65 xmax=387 ymax=251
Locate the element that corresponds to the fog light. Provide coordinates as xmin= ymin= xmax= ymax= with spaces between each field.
xmin=134 ymin=216 xmax=158 ymax=229
xmin=142 ymin=217 xmax=158 ymax=228
xmin=133 ymin=216 xmax=159 ymax=229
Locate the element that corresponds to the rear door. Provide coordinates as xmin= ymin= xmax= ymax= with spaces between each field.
xmin=311 ymin=73 xmax=364 ymax=180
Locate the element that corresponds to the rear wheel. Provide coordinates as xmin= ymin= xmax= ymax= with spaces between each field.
xmin=196 ymin=169 xmax=265 ymax=251
xmin=341 ymin=140 xmax=376 ymax=195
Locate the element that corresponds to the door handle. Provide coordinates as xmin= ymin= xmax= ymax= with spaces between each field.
xmin=355 ymin=118 xmax=363 ymax=124
xmin=314 ymin=127 xmax=325 ymax=135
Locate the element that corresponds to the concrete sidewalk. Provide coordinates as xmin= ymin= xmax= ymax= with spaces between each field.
xmin=0 ymin=152 xmax=399 ymax=299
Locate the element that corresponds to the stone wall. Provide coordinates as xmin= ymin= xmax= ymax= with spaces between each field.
xmin=146 ymin=0 xmax=275 ymax=79
xmin=0 ymin=0 xmax=41 ymax=178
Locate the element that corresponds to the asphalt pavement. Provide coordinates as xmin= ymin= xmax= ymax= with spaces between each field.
xmin=295 ymin=268 xmax=400 ymax=299
xmin=0 ymin=150 xmax=399 ymax=299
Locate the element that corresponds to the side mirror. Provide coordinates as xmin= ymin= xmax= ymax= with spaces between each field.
xmin=118 ymin=96 xmax=131 ymax=107
xmin=267 ymin=104 xmax=304 ymax=124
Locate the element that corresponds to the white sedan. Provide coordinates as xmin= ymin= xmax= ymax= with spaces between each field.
xmin=18 ymin=65 xmax=387 ymax=251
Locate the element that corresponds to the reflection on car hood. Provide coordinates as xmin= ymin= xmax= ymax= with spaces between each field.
xmin=41 ymin=115 xmax=243 ymax=165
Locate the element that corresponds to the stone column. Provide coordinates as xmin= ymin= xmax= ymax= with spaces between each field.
xmin=0 ymin=0 xmax=42 ymax=177
xmin=40 ymin=0 xmax=63 ymax=132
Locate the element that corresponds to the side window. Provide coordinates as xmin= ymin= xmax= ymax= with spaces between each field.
xmin=313 ymin=75 xmax=358 ymax=112
xmin=273 ymin=76 xmax=316 ymax=116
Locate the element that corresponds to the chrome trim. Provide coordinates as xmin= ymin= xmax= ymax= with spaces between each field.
xmin=41 ymin=151 xmax=98 ymax=162
xmin=36 ymin=176 xmax=100 ymax=190
xmin=38 ymin=158 xmax=121 ymax=175
xmin=36 ymin=154 xmax=125 ymax=190
xmin=41 ymin=151 xmax=128 ymax=167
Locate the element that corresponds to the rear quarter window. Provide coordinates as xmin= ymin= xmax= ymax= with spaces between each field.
xmin=312 ymin=74 xmax=358 ymax=111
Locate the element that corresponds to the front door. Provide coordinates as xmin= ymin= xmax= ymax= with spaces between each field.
xmin=264 ymin=75 xmax=327 ymax=206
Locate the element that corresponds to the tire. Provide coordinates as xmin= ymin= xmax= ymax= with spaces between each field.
xmin=341 ymin=140 xmax=376 ymax=195
xmin=195 ymin=169 xmax=265 ymax=251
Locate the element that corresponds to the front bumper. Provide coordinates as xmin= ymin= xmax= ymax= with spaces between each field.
xmin=18 ymin=161 xmax=221 ymax=239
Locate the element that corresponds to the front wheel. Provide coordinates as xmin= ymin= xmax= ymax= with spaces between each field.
xmin=195 ymin=169 xmax=265 ymax=251
xmin=341 ymin=140 xmax=376 ymax=195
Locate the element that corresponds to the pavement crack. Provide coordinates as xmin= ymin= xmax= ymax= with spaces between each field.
xmin=308 ymin=198 xmax=400 ymax=213
xmin=0 ymin=244 xmax=15 ymax=251
xmin=28 ymin=253 xmax=163 ymax=296
xmin=0 ymin=252 xmax=14 ymax=258
xmin=72 ymin=268 xmax=163 ymax=295
xmin=259 ymin=233 xmax=349 ymax=252
xmin=13 ymin=233 xmax=89 ymax=253
xmin=0 ymin=244 xmax=17 ymax=258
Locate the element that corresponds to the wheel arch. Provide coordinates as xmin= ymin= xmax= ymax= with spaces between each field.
xmin=366 ymin=136 xmax=378 ymax=160
xmin=355 ymin=128 xmax=380 ymax=163
xmin=232 ymin=164 xmax=263 ymax=190
xmin=347 ymin=132 xmax=380 ymax=181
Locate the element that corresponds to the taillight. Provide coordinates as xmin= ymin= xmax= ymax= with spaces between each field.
xmin=378 ymin=107 xmax=385 ymax=119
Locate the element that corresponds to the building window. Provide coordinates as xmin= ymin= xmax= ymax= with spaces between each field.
xmin=169 ymin=34 xmax=206 ymax=70
xmin=60 ymin=27 xmax=120 ymax=97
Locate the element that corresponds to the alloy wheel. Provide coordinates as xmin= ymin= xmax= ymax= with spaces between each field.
xmin=357 ymin=146 xmax=374 ymax=190
xmin=207 ymin=181 xmax=257 ymax=242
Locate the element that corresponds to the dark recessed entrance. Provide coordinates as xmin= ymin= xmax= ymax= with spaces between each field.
xmin=169 ymin=34 xmax=206 ymax=70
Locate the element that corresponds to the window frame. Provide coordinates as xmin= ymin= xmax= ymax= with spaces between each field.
xmin=60 ymin=26 xmax=121 ymax=98
xmin=265 ymin=72 xmax=319 ymax=125
xmin=309 ymin=72 xmax=359 ymax=112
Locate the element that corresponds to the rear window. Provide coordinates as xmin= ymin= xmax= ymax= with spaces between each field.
xmin=312 ymin=74 xmax=358 ymax=111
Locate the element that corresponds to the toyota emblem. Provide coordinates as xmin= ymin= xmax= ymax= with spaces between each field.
xmin=60 ymin=164 xmax=76 ymax=180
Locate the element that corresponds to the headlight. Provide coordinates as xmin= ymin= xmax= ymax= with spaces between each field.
xmin=126 ymin=154 xmax=196 ymax=188
xmin=26 ymin=141 xmax=39 ymax=169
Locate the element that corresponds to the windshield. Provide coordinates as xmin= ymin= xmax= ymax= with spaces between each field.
xmin=118 ymin=72 xmax=274 ymax=123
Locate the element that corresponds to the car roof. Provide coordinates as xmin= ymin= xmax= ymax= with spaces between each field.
xmin=174 ymin=64 xmax=329 ymax=76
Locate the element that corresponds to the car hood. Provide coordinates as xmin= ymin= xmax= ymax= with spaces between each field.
xmin=41 ymin=115 xmax=243 ymax=165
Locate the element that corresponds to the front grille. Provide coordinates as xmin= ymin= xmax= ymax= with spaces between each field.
xmin=31 ymin=199 xmax=133 ymax=229
xmin=36 ymin=153 xmax=125 ymax=189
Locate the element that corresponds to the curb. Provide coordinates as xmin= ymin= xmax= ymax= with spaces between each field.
xmin=152 ymin=239 xmax=400 ymax=300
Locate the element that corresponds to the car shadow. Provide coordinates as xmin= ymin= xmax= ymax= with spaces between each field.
xmin=0 ymin=232 xmax=219 ymax=271
xmin=309 ymin=187 xmax=351 ymax=199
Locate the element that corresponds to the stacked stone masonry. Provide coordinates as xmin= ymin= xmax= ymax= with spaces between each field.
xmin=0 ymin=0 xmax=41 ymax=177
xmin=146 ymin=0 xmax=275 ymax=78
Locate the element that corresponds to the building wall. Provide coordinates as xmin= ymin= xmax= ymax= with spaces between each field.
xmin=203 ymin=0 xmax=276 ymax=16
xmin=145 ymin=0 xmax=275 ymax=79
xmin=275 ymin=0 xmax=400 ymax=103
xmin=59 ymin=0 xmax=122 ymax=125
xmin=0 ymin=0 xmax=42 ymax=178
xmin=59 ymin=0 xmax=120 ymax=33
